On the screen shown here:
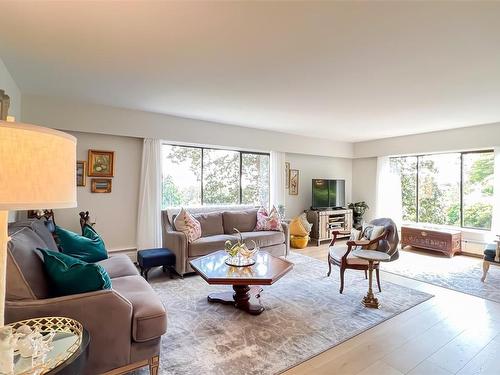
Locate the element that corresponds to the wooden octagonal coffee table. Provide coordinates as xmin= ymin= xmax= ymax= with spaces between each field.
xmin=189 ymin=250 xmax=293 ymax=315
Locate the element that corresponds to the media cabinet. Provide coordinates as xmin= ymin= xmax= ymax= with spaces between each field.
xmin=306 ymin=209 xmax=353 ymax=246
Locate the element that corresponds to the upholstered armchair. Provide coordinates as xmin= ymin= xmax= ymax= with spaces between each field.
xmin=327 ymin=218 xmax=399 ymax=293
xmin=481 ymin=236 xmax=500 ymax=282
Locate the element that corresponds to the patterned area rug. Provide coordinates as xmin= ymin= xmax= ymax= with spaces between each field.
xmin=137 ymin=252 xmax=431 ymax=375
xmin=382 ymin=249 xmax=500 ymax=303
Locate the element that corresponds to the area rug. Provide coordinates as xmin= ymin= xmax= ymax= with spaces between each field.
xmin=382 ymin=249 xmax=500 ymax=303
xmin=137 ymin=252 xmax=432 ymax=375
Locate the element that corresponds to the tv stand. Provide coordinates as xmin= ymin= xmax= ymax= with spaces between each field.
xmin=306 ymin=209 xmax=353 ymax=246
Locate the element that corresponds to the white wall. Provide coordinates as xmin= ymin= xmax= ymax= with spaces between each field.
xmin=354 ymin=122 xmax=500 ymax=158
xmin=352 ymin=157 xmax=377 ymax=222
xmin=0 ymin=57 xmax=22 ymax=222
xmin=22 ymin=94 xmax=353 ymax=159
xmin=284 ymin=153 xmax=352 ymax=218
xmin=53 ymin=131 xmax=142 ymax=252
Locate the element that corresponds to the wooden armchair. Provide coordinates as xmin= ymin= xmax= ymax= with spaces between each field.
xmin=327 ymin=218 xmax=399 ymax=294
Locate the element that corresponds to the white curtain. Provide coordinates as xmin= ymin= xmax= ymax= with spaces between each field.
xmin=491 ymin=147 xmax=500 ymax=236
xmin=375 ymin=156 xmax=403 ymax=228
xmin=137 ymin=139 xmax=162 ymax=250
xmin=270 ymin=151 xmax=286 ymax=209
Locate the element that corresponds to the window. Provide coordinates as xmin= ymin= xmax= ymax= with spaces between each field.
xmin=162 ymin=144 xmax=270 ymax=208
xmin=390 ymin=150 xmax=494 ymax=230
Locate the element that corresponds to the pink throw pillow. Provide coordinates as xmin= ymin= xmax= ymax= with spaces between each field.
xmin=173 ymin=208 xmax=202 ymax=242
xmin=255 ymin=206 xmax=283 ymax=232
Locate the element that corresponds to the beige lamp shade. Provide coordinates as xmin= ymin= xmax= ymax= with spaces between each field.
xmin=0 ymin=121 xmax=77 ymax=210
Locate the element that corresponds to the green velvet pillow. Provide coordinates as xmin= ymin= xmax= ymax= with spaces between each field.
xmin=55 ymin=225 xmax=108 ymax=263
xmin=37 ymin=249 xmax=111 ymax=296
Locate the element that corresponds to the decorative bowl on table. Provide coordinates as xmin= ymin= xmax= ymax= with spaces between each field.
xmin=224 ymin=228 xmax=259 ymax=267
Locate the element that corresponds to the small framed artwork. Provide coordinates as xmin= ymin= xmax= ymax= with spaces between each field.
xmin=285 ymin=162 xmax=290 ymax=189
xmin=289 ymin=169 xmax=299 ymax=195
xmin=88 ymin=150 xmax=115 ymax=177
xmin=76 ymin=160 xmax=86 ymax=186
xmin=91 ymin=178 xmax=112 ymax=193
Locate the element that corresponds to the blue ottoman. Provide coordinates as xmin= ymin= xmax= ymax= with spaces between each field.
xmin=137 ymin=248 xmax=176 ymax=281
xmin=482 ymin=243 xmax=499 ymax=282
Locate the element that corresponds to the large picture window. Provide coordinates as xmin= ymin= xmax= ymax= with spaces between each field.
xmin=390 ymin=150 xmax=494 ymax=230
xmin=162 ymin=144 xmax=270 ymax=208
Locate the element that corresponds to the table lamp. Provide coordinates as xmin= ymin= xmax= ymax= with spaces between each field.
xmin=0 ymin=120 xmax=76 ymax=326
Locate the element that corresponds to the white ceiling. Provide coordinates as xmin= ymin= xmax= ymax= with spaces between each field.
xmin=1 ymin=1 xmax=500 ymax=142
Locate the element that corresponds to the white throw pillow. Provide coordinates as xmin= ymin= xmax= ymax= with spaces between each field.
xmin=361 ymin=224 xmax=385 ymax=250
xmin=174 ymin=208 xmax=202 ymax=243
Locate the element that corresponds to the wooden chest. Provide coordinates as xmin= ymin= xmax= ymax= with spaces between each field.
xmin=401 ymin=225 xmax=462 ymax=257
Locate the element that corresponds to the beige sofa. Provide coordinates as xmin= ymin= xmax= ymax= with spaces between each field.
xmin=162 ymin=208 xmax=289 ymax=276
xmin=6 ymin=219 xmax=167 ymax=375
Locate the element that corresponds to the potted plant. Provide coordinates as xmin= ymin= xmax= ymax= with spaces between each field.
xmin=348 ymin=201 xmax=369 ymax=229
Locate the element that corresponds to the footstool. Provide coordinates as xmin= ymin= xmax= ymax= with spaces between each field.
xmin=137 ymin=248 xmax=176 ymax=281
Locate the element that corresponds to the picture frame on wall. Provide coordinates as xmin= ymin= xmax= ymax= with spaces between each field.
xmin=76 ymin=160 xmax=86 ymax=186
xmin=91 ymin=178 xmax=112 ymax=193
xmin=285 ymin=162 xmax=290 ymax=189
xmin=289 ymin=169 xmax=299 ymax=195
xmin=88 ymin=150 xmax=115 ymax=177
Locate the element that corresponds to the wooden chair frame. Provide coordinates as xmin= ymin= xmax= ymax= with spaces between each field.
xmin=327 ymin=229 xmax=389 ymax=294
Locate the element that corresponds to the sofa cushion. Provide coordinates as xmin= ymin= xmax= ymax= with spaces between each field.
xmin=97 ymin=254 xmax=139 ymax=279
xmin=223 ymin=209 xmax=258 ymax=234
xmin=192 ymin=212 xmax=224 ymax=237
xmin=38 ymin=249 xmax=112 ymax=296
xmin=240 ymin=231 xmax=285 ymax=249
xmin=189 ymin=234 xmax=238 ymax=257
xmin=9 ymin=219 xmax=59 ymax=252
xmin=56 ymin=225 xmax=108 ymax=263
xmin=111 ymin=275 xmax=167 ymax=342
xmin=7 ymin=227 xmax=51 ymax=300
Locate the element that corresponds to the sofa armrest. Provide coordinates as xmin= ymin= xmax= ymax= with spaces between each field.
xmin=281 ymin=222 xmax=290 ymax=256
xmin=6 ymin=290 xmax=133 ymax=372
xmin=163 ymin=229 xmax=188 ymax=275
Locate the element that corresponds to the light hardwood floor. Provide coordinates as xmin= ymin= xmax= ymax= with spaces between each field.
xmin=284 ymin=244 xmax=500 ymax=375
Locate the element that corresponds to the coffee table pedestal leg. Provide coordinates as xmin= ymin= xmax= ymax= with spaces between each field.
xmin=362 ymin=260 xmax=380 ymax=309
xmin=208 ymin=285 xmax=264 ymax=315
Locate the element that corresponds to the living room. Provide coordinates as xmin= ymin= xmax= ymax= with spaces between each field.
xmin=0 ymin=2 xmax=499 ymax=375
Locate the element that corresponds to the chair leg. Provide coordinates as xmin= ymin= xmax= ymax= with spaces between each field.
xmin=327 ymin=255 xmax=332 ymax=277
xmin=375 ymin=268 xmax=381 ymax=292
xmin=339 ymin=267 xmax=345 ymax=294
xmin=364 ymin=269 xmax=367 ymax=279
xmin=149 ymin=355 xmax=159 ymax=375
xmin=144 ymin=268 xmax=149 ymax=281
xmin=481 ymin=261 xmax=490 ymax=282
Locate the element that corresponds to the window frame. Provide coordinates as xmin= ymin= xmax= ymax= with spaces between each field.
xmin=391 ymin=149 xmax=494 ymax=231
xmin=162 ymin=143 xmax=270 ymax=207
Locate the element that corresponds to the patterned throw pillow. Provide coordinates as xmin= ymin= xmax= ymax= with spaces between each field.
xmin=361 ymin=224 xmax=385 ymax=250
xmin=349 ymin=228 xmax=361 ymax=241
xmin=174 ymin=208 xmax=202 ymax=242
xmin=255 ymin=206 xmax=283 ymax=232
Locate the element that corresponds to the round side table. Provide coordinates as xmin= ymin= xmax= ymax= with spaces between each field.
xmin=352 ymin=249 xmax=390 ymax=308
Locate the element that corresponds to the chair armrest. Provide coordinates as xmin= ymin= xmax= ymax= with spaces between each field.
xmin=281 ymin=222 xmax=290 ymax=256
xmin=6 ymin=290 xmax=134 ymax=371
xmin=163 ymin=229 xmax=188 ymax=275
xmin=329 ymin=230 xmax=351 ymax=246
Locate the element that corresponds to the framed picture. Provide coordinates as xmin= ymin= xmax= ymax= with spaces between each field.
xmin=88 ymin=150 xmax=115 ymax=177
xmin=91 ymin=178 xmax=112 ymax=193
xmin=76 ymin=160 xmax=86 ymax=186
xmin=285 ymin=162 xmax=290 ymax=189
xmin=289 ymin=169 xmax=299 ymax=195
xmin=0 ymin=90 xmax=10 ymax=121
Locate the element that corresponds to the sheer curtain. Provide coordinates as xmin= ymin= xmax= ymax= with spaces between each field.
xmin=137 ymin=139 xmax=162 ymax=250
xmin=270 ymin=151 xmax=286 ymax=209
xmin=375 ymin=156 xmax=403 ymax=228
xmin=491 ymin=147 xmax=500 ymax=236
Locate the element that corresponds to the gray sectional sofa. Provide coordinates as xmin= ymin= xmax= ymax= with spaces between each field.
xmin=161 ymin=208 xmax=289 ymax=276
xmin=6 ymin=219 xmax=166 ymax=375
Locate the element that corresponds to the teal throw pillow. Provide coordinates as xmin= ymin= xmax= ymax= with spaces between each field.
xmin=37 ymin=249 xmax=111 ymax=297
xmin=55 ymin=225 xmax=108 ymax=263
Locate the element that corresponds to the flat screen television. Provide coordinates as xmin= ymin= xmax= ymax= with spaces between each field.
xmin=312 ymin=179 xmax=346 ymax=209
